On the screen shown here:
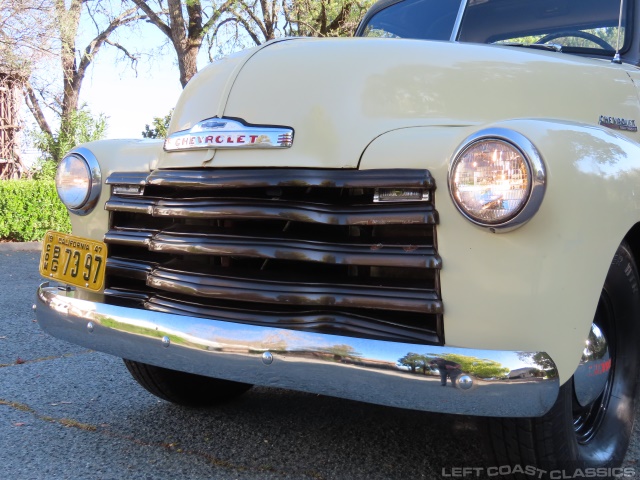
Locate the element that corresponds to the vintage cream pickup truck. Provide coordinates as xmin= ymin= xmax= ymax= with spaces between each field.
xmin=35 ymin=0 xmax=640 ymax=474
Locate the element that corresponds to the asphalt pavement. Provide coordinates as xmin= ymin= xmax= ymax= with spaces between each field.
xmin=1 ymin=245 xmax=639 ymax=480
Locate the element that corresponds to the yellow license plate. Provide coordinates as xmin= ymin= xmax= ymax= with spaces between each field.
xmin=39 ymin=231 xmax=107 ymax=292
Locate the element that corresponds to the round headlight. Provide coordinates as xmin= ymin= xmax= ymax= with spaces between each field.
xmin=55 ymin=148 xmax=101 ymax=215
xmin=449 ymin=129 xmax=546 ymax=232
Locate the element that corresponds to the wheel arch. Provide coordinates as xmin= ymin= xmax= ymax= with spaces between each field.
xmin=624 ymin=222 xmax=640 ymax=269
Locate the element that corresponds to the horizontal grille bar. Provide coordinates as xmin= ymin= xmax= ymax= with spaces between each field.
xmin=105 ymin=197 xmax=437 ymax=225
xmin=105 ymin=229 xmax=441 ymax=269
xmin=105 ymin=289 xmax=438 ymax=343
xmin=139 ymin=295 xmax=440 ymax=344
xmin=106 ymin=168 xmax=435 ymax=189
xmin=107 ymin=257 xmax=153 ymax=280
xmin=106 ymin=257 xmax=440 ymax=314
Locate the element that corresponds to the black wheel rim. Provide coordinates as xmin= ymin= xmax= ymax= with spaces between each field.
xmin=572 ymin=294 xmax=615 ymax=445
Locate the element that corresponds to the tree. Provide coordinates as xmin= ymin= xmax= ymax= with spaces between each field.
xmin=517 ymin=352 xmax=558 ymax=379
xmin=0 ymin=0 xmax=55 ymax=78
xmin=33 ymin=105 xmax=107 ymax=169
xmin=0 ymin=0 xmax=56 ymax=177
xmin=25 ymin=0 xmax=141 ymax=162
xmin=128 ymin=0 xmax=374 ymax=89
xmin=142 ymin=109 xmax=173 ymax=139
xmin=398 ymin=352 xmax=423 ymax=373
xmin=211 ymin=0 xmax=373 ymax=57
xmin=426 ymin=353 xmax=511 ymax=379
xmin=128 ymin=0 xmax=234 ymax=87
xmin=220 ymin=0 xmax=281 ymax=47
xmin=283 ymin=0 xmax=373 ymax=38
xmin=323 ymin=344 xmax=361 ymax=361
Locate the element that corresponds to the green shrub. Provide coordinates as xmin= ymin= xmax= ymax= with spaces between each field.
xmin=0 ymin=180 xmax=71 ymax=242
xmin=31 ymin=158 xmax=58 ymax=181
xmin=31 ymin=106 xmax=107 ymax=163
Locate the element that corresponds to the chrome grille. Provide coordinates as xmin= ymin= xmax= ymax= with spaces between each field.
xmin=103 ymin=169 xmax=443 ymax=344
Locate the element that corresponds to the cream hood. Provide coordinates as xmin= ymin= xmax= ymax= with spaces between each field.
xmin=159 ymin=37 xmax=639 ymax=169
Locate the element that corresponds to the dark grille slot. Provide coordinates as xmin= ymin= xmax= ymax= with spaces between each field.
xmin=104 ymin=169 xmax=443 ymax=344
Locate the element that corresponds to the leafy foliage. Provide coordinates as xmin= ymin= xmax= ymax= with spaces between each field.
xmin=30 ymin=157 xmax=59 ymax=181
xmin=398 ymin=352 xmax=511 ymax=379
xmin=31 ymin=105 xmax=107 ymax=165
xmin=284 ymin=0 xmax=374 ymax=38
xmin=0 ymin=180 xmax=71 ymax=241
xmin=142 ymin=109 xmax=173 ymax=139
xmin=207 ymin=0 xmax=373 ymax=59
xmin=0 ymin=0 xmax=55 ymax=78
xmin=322 ymin=344 xmax=361 ymax=360
xmin=398 ymin=352 xmax=427 ymax=373
xmin=436 ymin=354 xmax=510 ymax=379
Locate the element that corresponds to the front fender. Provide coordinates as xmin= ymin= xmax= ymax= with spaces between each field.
xmin=359 ymin=119 xmax=640 ymax=383
xmin=65 ymin=139 xmax=163 ymax=243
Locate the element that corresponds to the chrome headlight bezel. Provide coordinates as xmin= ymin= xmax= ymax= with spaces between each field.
xmin=55 ymin=147 xmax=101 ymax=216
xmin=448 ymin=128 xmax=546 ymax=233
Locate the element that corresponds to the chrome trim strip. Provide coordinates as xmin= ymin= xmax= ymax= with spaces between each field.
xmin=106 ymin=257 xmax=154 ymax=280
xmin=141 ymin=168 xmax=435 ymax=190
xmin=36 ymin=283 xmax=559 ymax=417
xmin=106 ymin=172 xmax=148 ymax=185
xmin=64 ymin=147 xmax=102 ymax=216
xmin=104 ymin=230 xmax=155 ymax=247
xmin=105 ymin=197 xmax=438 ymax=226
xmin=450 ymin=0 xmax=469 ymax=42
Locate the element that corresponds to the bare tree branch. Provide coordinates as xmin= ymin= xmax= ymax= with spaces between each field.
xmin=201 ymin=0 xmax=235 ymax=36
xmin=234 ymin=0 xmax=270 ymax=41
xmin=24 ymin=82 xmax=52 ymax=136
xmin=76 ymin=7 xmax=142 ymax=84
xmin=211 ymin=17 xmax=239 ymax=39
xmin=130 ymin=0 xmax=171 ymax=38
xmin=129 ymin=0 xmax=240 ymax=87
xmin=105 ymin=38 xmax=140 ymax=70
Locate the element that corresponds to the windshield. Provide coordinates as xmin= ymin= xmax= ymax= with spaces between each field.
xmin=359 ymin=0 xmax=462 ymax=40
xmin=358 ymin=0 xmax=628 ymax=56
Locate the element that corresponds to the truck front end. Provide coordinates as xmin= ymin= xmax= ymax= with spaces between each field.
xmin=36 ymin=0 xmax=640 ymax=471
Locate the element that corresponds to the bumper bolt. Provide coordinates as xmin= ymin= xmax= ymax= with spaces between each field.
xmin=162 ymin=336 xmax=171 ymax=348
xmin=457 ymin=375 xmax=473 ymax=390
xmin=262 ymin=352 xmax=274 ymax=365
xmin=87 ymin=322 xmax=94 ymax=333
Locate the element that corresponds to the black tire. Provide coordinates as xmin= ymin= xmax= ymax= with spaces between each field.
xmin=486 ymin=242 xmax=640 ymax=474
xmin=123 ymin=359 xmax=253 ymax=407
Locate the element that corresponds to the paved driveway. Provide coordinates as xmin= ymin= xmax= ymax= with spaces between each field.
xmin=1 ymin=246 xmax=638 ymax=479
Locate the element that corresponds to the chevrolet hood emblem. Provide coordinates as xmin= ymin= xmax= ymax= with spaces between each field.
xmin=164 ymin=117 xmax=294 ymax=152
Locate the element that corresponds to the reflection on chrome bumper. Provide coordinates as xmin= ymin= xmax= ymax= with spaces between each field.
xmin=36 ymin=283 xmax=559 ymax=417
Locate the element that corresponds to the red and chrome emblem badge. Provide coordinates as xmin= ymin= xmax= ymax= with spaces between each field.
xmin=164 ymin=117 xmax=294 ymax=152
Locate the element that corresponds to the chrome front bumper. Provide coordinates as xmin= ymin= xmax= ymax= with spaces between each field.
xmin=36 ymin=283 xmax=559 ymax=417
